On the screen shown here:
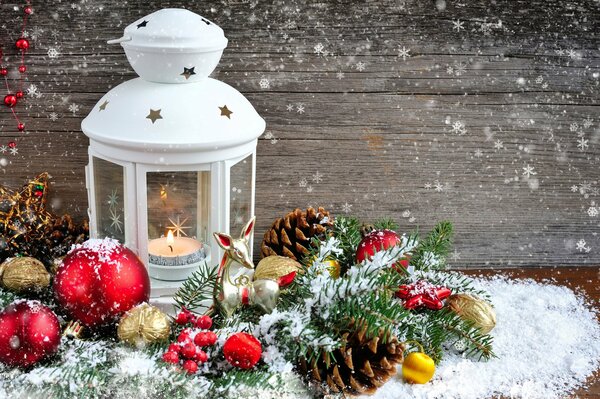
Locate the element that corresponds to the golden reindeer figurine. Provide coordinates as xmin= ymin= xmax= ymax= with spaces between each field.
xmin=213 ymin=217 xmax=280 ymax=317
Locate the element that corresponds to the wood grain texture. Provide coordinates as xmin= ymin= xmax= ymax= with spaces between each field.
xmin=0 ymin=0 xmax=599 ymax=267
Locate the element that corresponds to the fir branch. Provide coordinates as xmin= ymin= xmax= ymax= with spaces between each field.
xmin=373 ymin=217 xmax=399 ymax=231
xmin=411 ymin=221 xmax=453 ymax=271
xmin=330 ymin=216 xmax=362 ymax=268
xmin=174 ymin=262 xmax=218 ymax=313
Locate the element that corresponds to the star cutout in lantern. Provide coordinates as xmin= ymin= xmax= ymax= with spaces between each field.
xmin=146 ymin=109 xmax=163 ymax=124
xmin=180 ymin=67 xmax=196 ymax=80
xmin=396 ymin=280 xmax=451 ymax=311
xmin=99 ymin=100 xmax=109 ymax=111
xmin=219 ymin=105 xmax=233 ymax=119
xmin=137 ymin=20 xmax=149 ymax=29
xmin=0 ymin=173 xmax=53 ymax=258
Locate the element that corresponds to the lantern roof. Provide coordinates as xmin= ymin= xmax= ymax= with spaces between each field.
xmin=81 ymin=8 xmax=265 ymax=152
xmin=81 ymin=77 xmax=266 ymax=152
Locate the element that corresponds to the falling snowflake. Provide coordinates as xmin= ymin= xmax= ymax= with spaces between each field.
xmin=264 ymin=131 xmax=278 ymax=144
xmin=341 ymin=202 xmax=353 ymax=213
xmin=314 ymin=43 xmax=326 ymax=55
xmin=312 ymin=171 xmax=323 ymax=184
xmin=299 ymin=178 xmax=308 ymax=188
xmin=474 ymin=149 xmax=483 ymax=158
xmin=68 ymin=103 xmax=80 ymax=114
xmin=576 ymin=239 xmax=591 ymax=253
xmin=296 ymin=104 xmax=305 ymax=114
xmin=402 ymin=210 xmax=411 ymax=218
xmin=336 ymin=71 xmax=345 ymax=79
xmin=434 ymin=181 xmax=444 ymax=192
xmin=588 ymin=206 xmax=599 ymax=217
xmin=522 ymin=164 xmax=537 ymax=178
xmin=452 ymin=19 xmax=465 ymax=32
xmin=355 ymin=61 xmax=366 ymax=71
xmin=535 ymin=76 xmax=544 ymax=84
xmin=47 ymin=47 xmax=60 ymax=58
xmin=306 ymin=185 xmax=313 ymax=193
xmin=424 ymin=182 xmax=432 ymax=189
xmin=454 ymin=62 xmax=467 ymax=76
xmin=398 ymin=46 xmax=411 ymax=61
xmin=0 ymin=146 xmax=6 ymax=154
xmin=494 ymin=140 xmax=504 ymax=150
xmin=451 ymin=121 xmax=467 ymax=135
xmin=566 ymin=49 xmax=581 ymax=60
xmin=286 ymin=104 xmax=294 ymax=112
xmin=571 ymin=185 xmax=578 ymax=192
xmin=259 ymin=78 xmax=270 ymax=89
xmin=9 ymin=147 xmax=18 ymax=156
xmin=451 ymin=249 xmax=461 ymax=261
xmin=27 ymin=84 xmax=41 ymax=98
xmin=48 ymin=112 xmax=59 ymax=121
xmin=570 ymin=122 xmax=579 ymax=132
xmin=577 ymin=137 xmax=589 ymax=151
xmin=582 ymin=118 xmax=593 ymax=128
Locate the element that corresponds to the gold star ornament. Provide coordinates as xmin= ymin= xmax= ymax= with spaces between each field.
xmin=219 ymin=105 xmax=233 ymax=119
xmin=180 ymin=67 xmax=196 ymax=80
xmin=146 ymin=109 xmax=163 ymax=124
xmin=99 ymin=100 xmax=109 ymax=111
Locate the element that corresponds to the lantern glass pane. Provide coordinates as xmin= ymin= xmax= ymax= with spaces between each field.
xmin=230 ymin=154 xmax=253 ymax=232
xmin=92 ymin=157 xmax=126 ymax=243
xmin=146 ymin=171 xmax=211 ymax=243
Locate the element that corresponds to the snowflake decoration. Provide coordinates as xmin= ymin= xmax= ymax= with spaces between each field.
xmin=454 ymin=62 xmax=467 ymax=76
xmin=434 ymin=181 xmax=444 ymax=192
xmin=451 ymin=121 xmax=467 ymax=135
xmin=312 ymin=171 xmax=323 ymax=184
xmin=48 ymin=112 xmax=59 ymax=121
xmin=168 ymin=216 xmax=191 ymax=237
xmin=577 ymin=137 xmax=589 ymax=151
xmin=569 ymin=122 xmax=579 ymax=132
xmin=494 ymin=140 xmax=504 ymax=150
xmin=107 ymin=190 xmax=119 ymax=207
xmin=336 ymin=71 xmax=345 ymax=79
xmin=259 ymin=78 xmax=270 ymax=89
xmin=109 ymin=208 xmax=123 ymax=233
xmin=451 ymin=249 xmax=461 ymax=261
xmin=0 ymin=146 xmax=6 ymax=154
xmin=398 ymin=46 xmax=411 ymax=61
xmin=576 ymin=239 xmax=591 ymax=253
xmin=588 ymin=206 xmax=599 ymax=217
xmin=9 ymin=147 xmax=18 ymax=156
xmin=296 ymin=104 xmax=305 ymax=114
xmin=299 ymin=178 xmax=308 ymax=188
xmin=341 ymin=202 xmax=353 ymax=213
xmin=424 ymin=182 xmax=432 ymax=189
xmin=355 ymin=61 xmax=366 ymax=71
xmin=47 ymin=47 xmax=60 ymax=58
xmin=286 ymin=104 xmax=294 ymax=112
xmin=474 ymin=149 xmax=483 ymax=158
xmin=68 ymin=103 xmax=80 ymax=114
xmin=26 ymin=84 xmax=41 ymax=98
xmin=582 ymin=118 xmax=593 ymax=128
xmin=452 ymin=19 xmax=465 ymax=32
xmin=522 ymin=164 xmax=537 ymax=178
xmin=314 ymin=43 xmax=326 ymax=56
xmin=306 ymin=185 xmax=313 ymax=193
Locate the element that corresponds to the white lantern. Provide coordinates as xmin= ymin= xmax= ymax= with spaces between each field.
xmin=81 ymin=9 xmax=265 ymax=299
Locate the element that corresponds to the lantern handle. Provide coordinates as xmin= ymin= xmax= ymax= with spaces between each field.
xmin=107 ymin=36 xmax=132 ymax=45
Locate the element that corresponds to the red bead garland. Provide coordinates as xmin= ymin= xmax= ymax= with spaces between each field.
xmin=1 ymin=2 xmax=33 ymax=135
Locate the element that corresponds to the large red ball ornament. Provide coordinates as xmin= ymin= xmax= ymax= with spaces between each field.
xmin=54 ymin=238 xmax=150 ymax=328
xmin=15 ymin=38 xmax=30 ymax=50
xmin=356 ymin=229 xmax=402 ymax=263
xmin=0 ymin=301 xmax=61 ymax=368
xmin=4 ymin=94 xmax=17 ymax=108
xmin=223 ymin=332 xmax=262 ymax=369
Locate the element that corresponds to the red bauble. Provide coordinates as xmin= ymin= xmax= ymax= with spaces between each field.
xmin=4 ymin=94 xmax=17 ymax=108
xmin=356 ymin=229 xmax=402 ymax=263
xmin=223 ymin=332 xmax=262 ymax=369
xmin=17 ymin=123 xmax=25 ymax=132
xmin=18 ymin=65 xmax=27 ymax=73
xmin=0 ymin=68 xmax=7 ymax=76
xmin=53 ymin=239 xmax=150 ymax=328
xmin=0 ymin=301 xmax=61 ymax=368
xmin=24 ymin=6 xmax=33 ymax=15
xmin=15 ymin=38 xmax=30 ymax=50
xmin=15 ymin=90 xmax=24 ymax=99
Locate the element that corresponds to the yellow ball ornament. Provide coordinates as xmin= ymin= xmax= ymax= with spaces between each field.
xmin=307 ymin=257 xmax=341 ymax=278
xmin=402 ymin=350 xmax=435 ymax=384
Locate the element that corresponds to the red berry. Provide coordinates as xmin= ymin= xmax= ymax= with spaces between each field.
xmin=18 ymin=65 xmax=26 ymax=73
xmin=195 ymin=348 xmax=208 ymax=363
xmin=182 ymin=360 xmax=198 ymax=374
xmin=177 ymin=328 xmax=192 ymax=343
xmin=194 ymin=331 xmax=217 ymax=347
xmin=0 ymin=68 xmax=7 ymax=76
xmin=162 ymin=351 xmax=179 ymax=364
xmin=24 ymin=6 xmax=33 ymax=15
xmin=175 ymin=311 xmax=189 ymax=325
xmin=168 ymin=343 xmax=180 ymax=353
xmin=17 ymin=123 xmax=25 ymax=132
xmin=180 ymin=342 xmax=197 ymax=359
xmin=194 ymin=315 xmax=213 ymax=330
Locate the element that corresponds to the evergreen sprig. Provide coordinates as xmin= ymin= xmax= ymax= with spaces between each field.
xmin=410 ymin=220 xmax=453 ymax=271
xmin=173 ymin=262 xmax=218 ymax=313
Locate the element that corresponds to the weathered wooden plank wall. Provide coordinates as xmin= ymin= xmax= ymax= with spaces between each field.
xmin=0 ymin=0 xmax=598 ymax=267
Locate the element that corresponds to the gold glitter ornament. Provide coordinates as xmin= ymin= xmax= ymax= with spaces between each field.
xmin=446 ymin=294 xmax=496 ymax=334
xmin=117 ymin=303 xmax=171 ymax=346
xmin=0 ymin=257 xmax=50 ymax=293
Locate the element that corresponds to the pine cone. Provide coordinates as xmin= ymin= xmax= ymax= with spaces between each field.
xmin=300 ymin=322 xmax=404 ymax=395
xmin=261 ymin=207 xmax=333 ymax=261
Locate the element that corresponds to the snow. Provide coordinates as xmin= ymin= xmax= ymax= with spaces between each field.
xmin=371 ymin=276 xmax=600 ymax=399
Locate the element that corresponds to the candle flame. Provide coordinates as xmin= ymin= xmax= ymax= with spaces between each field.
xmin=167 ymin=230 xmax=174 ymax=246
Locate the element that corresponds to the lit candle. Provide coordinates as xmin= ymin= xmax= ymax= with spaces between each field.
xmin=148 ymin=231 xmax=206 ymax=265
